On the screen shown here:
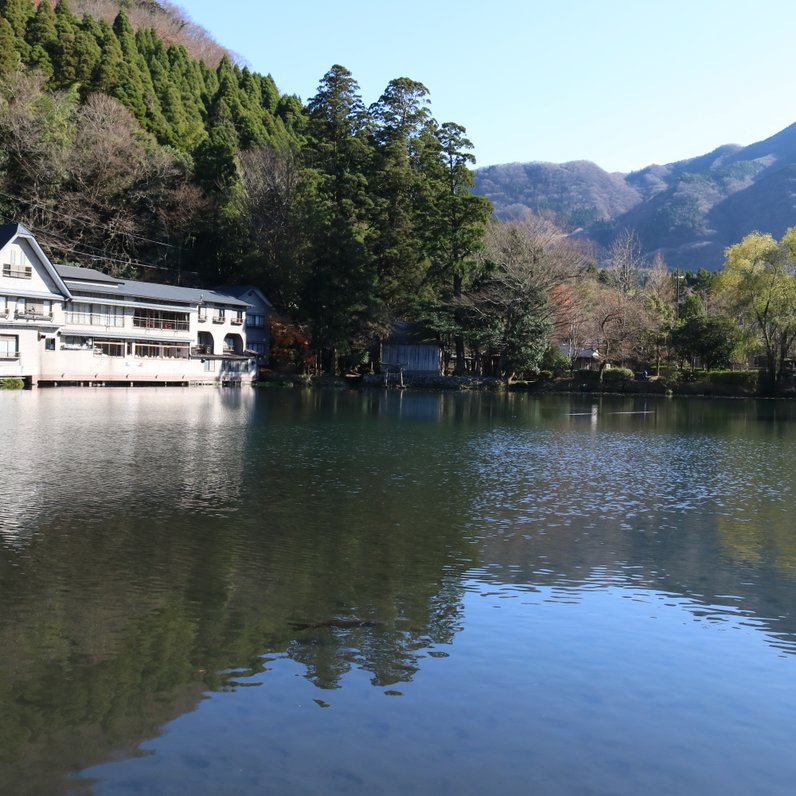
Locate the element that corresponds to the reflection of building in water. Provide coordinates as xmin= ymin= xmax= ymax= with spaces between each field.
xmin=0 ymin=389 xmax=254 ymax=545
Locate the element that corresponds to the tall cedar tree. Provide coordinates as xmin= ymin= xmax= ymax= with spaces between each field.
xmin=426 ymin=122 xmax=491 ymax=373
xmin=369 ymin=77 xmax=436 ymax=317
xmin=303 ymin=64 xmax=379 ymax=370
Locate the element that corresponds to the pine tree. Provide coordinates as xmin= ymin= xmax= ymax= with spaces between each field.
xmin=0 ymin=17 xmax=21 ymax=76
xmin=50 ymin=0 xmax=90 ymax=86
xmin=0 ymin=0 xmax=33 ymax=58
xmin=109 ymin=10 xmax=147 ymax=120
xmin=91 ymin=18 xmax=124 ymax=94
xmin=303 ymin=65 xmax=380 ymax=369
xmin=167 ymin=44 xmax=206 ymax=151
xmin=25 ymin=0 xmax=58 ymax=76
xmin=369 ymin=77 xmax=437 ymax=316
xmin=194 ymin=100 xmax=240 ymax=192
xmin=425 ymin=122 xmax=492 ymax=372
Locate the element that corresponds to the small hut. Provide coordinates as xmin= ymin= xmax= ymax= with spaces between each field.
xmin=560 ymin=343 xmax=600 ymax=370
xmin=380 ymin=321 xmax=443 ymax=375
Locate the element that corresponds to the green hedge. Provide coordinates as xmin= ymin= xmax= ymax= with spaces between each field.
xmin=705 ymin=370 xmax=758 ymax=389
xmin=0 ymin=378 xmax=24 ymax=390
xmin=603 ymin=367 xmax=635 ymax=384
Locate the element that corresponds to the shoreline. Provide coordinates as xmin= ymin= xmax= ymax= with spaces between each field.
xmin=256 ymin=372 xmax=795 ymax=400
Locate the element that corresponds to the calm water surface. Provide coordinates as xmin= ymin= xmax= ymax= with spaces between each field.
xmin=2 ymin=388 xmax=796 ymax=795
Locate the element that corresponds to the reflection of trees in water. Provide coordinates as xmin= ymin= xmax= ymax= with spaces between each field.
xmin=0 ymin=389 xmax=479 ymax=793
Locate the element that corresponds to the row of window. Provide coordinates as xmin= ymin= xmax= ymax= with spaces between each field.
xmin=1 ymin=333 xmax=253 ymax=361
xmin=60 ymin=336 xmax=191 ymax=359
xmin=198 ymin=307 xmax=245 ymax=324
xmin=0 ymin=297 xmax=245 ymax=328
xmin=0 ymin=297 xmax=53 ymax=317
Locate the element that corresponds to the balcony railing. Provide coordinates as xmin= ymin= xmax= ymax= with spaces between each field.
xmin=0 ymin=352 xmax=19 ymax=360
xmin=133 ymin=317 xmax=190 ymax=331
xmin=231 ymin=318 xmax=243 ymax=326
xmin=15 ymin=310 xmax=53 ymax=321
xmin=191 ymin=344 xmax=213 ymax=356
xmin=212 ymin=315 xmax=225 ymax=324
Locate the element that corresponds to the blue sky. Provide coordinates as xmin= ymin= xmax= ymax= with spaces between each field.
xmin=175 ymin=0 xmax=796 ymax=173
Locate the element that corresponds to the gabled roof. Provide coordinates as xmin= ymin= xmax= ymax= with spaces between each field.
xmin=213 ymin=283 xmax=274 ymax=309
xmin=0 ymin=223 xmax=72 ymax=299
xmin=55 ymin=264 xmax=250 ymax=308
xmin=384 ymin=321 xmax=441 ymax=346
xmin=0 ymin=222 xmax=33 ymax=250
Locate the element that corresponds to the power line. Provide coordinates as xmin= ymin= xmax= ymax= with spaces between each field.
xmin=0 ymin=189 xmax=178 ymax=249
xmin=39 ymin=231 xmax=196 ymax=276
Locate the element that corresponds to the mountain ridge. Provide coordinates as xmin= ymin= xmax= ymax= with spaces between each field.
xmin=473 ymin=125 xmax=796 ymax=269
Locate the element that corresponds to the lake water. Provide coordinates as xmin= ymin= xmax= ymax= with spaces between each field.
xmin=2 ymin=387 xmax=796 ymax=795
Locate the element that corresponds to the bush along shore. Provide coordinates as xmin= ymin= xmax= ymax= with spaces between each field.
xmin=256 ymin=368 xmax=787 ymax=398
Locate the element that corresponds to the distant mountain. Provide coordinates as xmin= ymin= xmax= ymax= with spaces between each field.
xmin=473 ymin=124 xmax=796 ymax=269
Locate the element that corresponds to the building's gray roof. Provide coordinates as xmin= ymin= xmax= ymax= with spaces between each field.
xmin=54 ymin=264 xmax=250 ymax=308
xmin=214 ymin=284 xmax=274 ymax=309
xmin=55 ymin=264 xmax=122 ymax=284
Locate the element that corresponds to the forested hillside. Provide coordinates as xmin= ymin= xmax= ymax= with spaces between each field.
xmin=0 ymin=0 xmax=304 ymax=272
xmin=0 ymin=0 xmax=492 ymax=371
xmin=474 ymin=125 xmax=796 ymax=270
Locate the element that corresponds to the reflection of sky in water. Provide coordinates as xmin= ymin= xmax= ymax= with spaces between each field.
xmin=80 ymin=580 xmax=796 ymax=796
xmin=468 ymin=427 xmax=791 ymax=525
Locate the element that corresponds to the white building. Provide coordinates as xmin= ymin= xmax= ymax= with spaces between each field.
xmin=0 ymin=223 xmax=258 ymax=387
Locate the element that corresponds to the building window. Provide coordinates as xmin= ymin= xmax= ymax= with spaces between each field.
xmin=66 ymin=302 xmax=124 ymax=327
xmin=62 ymin=335 xmax=93 ymax=350
xmin=223 ymin=334 xmax=242 ymax=354
xmin=212 ymin=308 xmax=225 ymax=323
xmin=134 ymin=341 xmax=190 ymax=359
xmin=232 ymin=310 xmax=244 ymax=325
xmin=2 ymin=250 xmax=31 ymax=279
xmin=22 ymin=298 xmax=50 ymax=318
xmin=198 ymin=305 xmax=207 ymax=322
xmin=0 ymin=334 xmax=18 ymax=358
xmin=44 ymin=338 xmax=55 ymax=351
xmin=133 ymin=308 xmax=189 ymax=331
xmin=247 ymin=313 xmax=265 ymax=328
xmin=249 ymin=341 xmax=265 ymax=354
xmin=94 ymin=339 xmax=125 ymax=357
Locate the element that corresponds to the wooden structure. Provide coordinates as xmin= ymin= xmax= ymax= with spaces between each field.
xmin=380 ymin=322 xmax=443 ymax=376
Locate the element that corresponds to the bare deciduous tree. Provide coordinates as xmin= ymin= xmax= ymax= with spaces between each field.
xmin=235 ymin=145 xmax=308 ymax=308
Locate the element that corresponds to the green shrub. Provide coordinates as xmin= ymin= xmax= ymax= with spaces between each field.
xmin=603 ymin=367 xmax=634 ymax=384
xmin=540 ymin=345 xmax=571 ymax=376
xmin=575 ymin=368 xmax=599 ymax=383
xmin=656 ymin=364 xmax=680 ymax=381
xmin=706 ymin=370 xmax=758 ymax=390
xmin=0 ymin=378 xmax=24 ymax=390
xmin=537 ymin=370 xmax=553 ymax=381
